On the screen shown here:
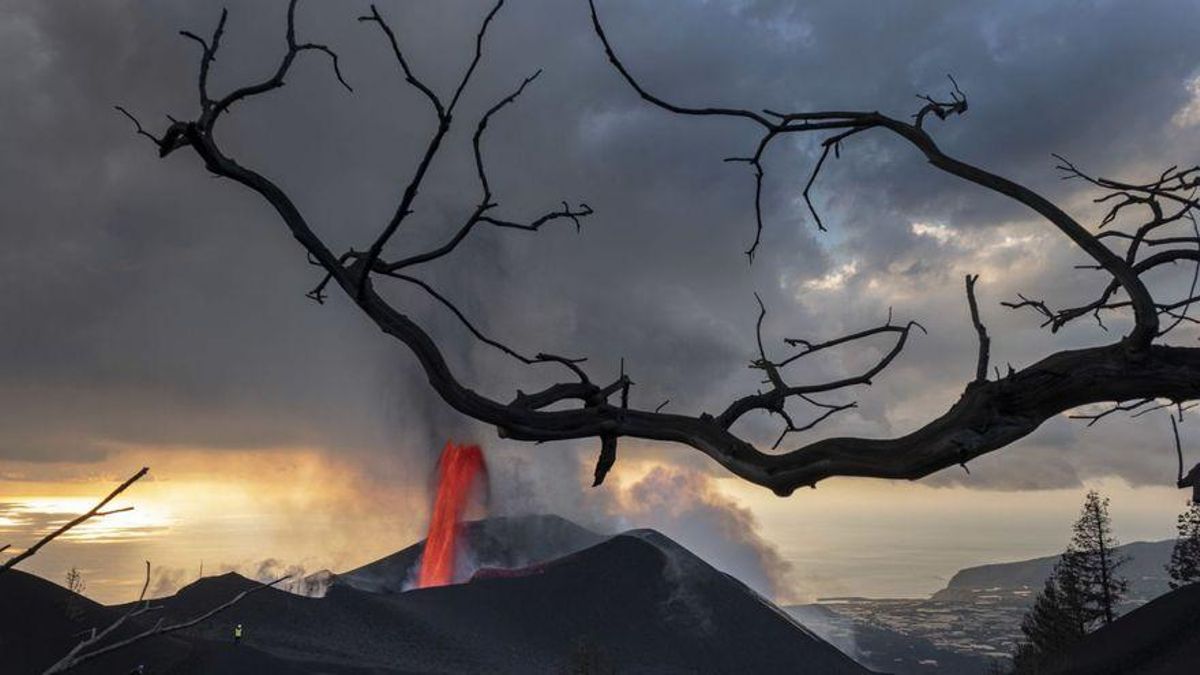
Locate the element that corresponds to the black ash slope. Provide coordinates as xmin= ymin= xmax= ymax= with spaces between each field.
xmin=4 ymin=516 xmax=870 ymax=674
xmin=1049 ymin=582 xmax=1200 ymax=675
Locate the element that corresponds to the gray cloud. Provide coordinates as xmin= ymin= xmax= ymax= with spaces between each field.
xmin=2 ymin=0 xmax=1199 ymax=495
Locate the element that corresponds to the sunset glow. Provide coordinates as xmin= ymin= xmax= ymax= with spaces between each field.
xmin=5 ymin=1 xmax=1200 ymax=670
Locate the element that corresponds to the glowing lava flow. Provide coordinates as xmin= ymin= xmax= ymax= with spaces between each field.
xmin=417 ymin=442 xmax=487 ymax=588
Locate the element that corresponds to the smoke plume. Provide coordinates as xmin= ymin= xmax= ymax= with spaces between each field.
xmin=487 ymin=448 xmax=803 ymax=603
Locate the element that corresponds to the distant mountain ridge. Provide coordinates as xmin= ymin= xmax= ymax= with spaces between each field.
xmin=786 ymin=539 xmax=1180 ymax=674
xmin=932 ymin=539 xmax=1174 ymax=604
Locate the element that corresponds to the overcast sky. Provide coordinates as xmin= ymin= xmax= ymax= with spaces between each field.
xmin=3 ymin=0 xmax=1200 ymax=602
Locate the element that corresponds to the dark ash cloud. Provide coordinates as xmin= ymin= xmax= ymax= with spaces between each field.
xmin=1 ymin=0 xmax=1199 ymax=495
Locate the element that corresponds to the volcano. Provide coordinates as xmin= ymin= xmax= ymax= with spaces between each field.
xmin=338 ymin=514 xmax=605 ymax=594
xmin=5 ymin=515 xmax=872 ymax=674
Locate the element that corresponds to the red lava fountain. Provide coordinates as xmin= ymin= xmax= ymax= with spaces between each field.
xmin=417 ymin=441 xmax=487 ymax=589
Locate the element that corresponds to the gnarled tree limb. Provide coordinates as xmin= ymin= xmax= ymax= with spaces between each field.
xmin=118 ymin=0 xmax=1200 ymax=496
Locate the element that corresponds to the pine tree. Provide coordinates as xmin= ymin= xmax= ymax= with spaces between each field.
xmin=1012 ymin=562 xmax=1088 ymax=673
xmin=1050 ymin=556 xmax=1089 ymax=637
xmin=1167 ymin=500 xmax=1200 ymax=589
xmin=1011 ymin=490 xmax=1129 ymax=673
xmin=1063 ymin=490 xmax=1128 ymax=626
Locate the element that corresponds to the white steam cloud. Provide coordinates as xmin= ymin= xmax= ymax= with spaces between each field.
xmin=487 ymin=449 xmax=802 ymax=603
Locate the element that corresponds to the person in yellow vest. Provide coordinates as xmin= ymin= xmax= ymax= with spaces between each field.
xmin=234 ymin=623 xmax=243 ymax=644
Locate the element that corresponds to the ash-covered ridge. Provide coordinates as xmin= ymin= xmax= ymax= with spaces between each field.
xmin=3 ymin=514 xmax=874 ymax=674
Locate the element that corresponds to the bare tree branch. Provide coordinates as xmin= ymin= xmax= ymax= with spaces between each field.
xmin=358 ymin=4 xmax=445 ymax=118
xmin=1174 ymin=415 xmax=1185 ymax=485
xmin=965 ymin=274 xmax=990 ymax=383
xmin=179 ymin=8 xmax=228 ymax=108
xmin=913 ymin=75 xmax=968 ymax=129
xmin=710 ymin=294 xmax=923 ymax=451
xmin=1069 ymin=399 xmax=1157 ymax=427
xmin=1 ymin=468 xmax=148 ymax=574
xmin=1174 ymin=415 xmax=1200 ymax=503
xmin=587 ymin=0 xmax=1159 ymax=349
xmin=593 ymin=434 xmax=617 ymax=487
xmin=42 ymin=565 xmax=290 ymax=674
xmin=353 ymin=0 xmax=506 ymax=297
xmin=998 ymin=156 xmax=1200 ymax=339
xmin=118 ymin=0 xmax=1200 ymax=496
xmin=206 ymin=0 xmax=351 ymax=128
xmin=0 ymin=458 xmax=284 ymax=672
xmin=381 ymin=270 xmax=589 ymax=380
